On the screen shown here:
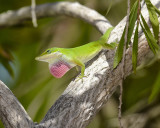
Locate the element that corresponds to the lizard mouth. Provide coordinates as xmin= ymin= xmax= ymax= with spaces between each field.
xmin=35 ymin=55 xmax=52 ymax=62
xmin=35 ymin=52 xmax=62 ymax=63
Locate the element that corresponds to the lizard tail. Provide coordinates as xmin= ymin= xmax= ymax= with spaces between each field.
xmin=99 ymin=27 xmax=117 ymax=49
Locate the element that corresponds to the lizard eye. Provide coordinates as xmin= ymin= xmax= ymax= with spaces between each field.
xmin=47 ymin=50 xmax=51 ymax=54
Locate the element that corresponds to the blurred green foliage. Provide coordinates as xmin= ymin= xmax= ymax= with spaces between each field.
xmin=0 ymin=0 xmax=160 ymax=128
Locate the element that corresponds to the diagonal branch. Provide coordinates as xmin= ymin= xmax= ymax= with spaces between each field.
xmin=0 ymin=81 xmax=34 ymax=127
xmin=37 ymin=0 xmax=160 ymax=128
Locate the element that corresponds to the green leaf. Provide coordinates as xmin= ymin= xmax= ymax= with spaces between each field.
xmin=113 ymin=0 xmax=139 ymax=68
xmin=145 ymin=0 xmax=159 ymax=40
xmin=153 ymin=5 xmax=160 ymax=16
xmin=141 ymin=14 xmax=159 ymax=52
xmin=140 ymin=22 xmax=156 ymax=54
xmin=132 ymin=23 xmax=139 ymax=73
xmin=113 ymin=28 xmax=126 ymax=68
xmin=127 ymin=0 xmax=139 ymax=47
xmin=149 ymin=69 xmax=160 ymax=103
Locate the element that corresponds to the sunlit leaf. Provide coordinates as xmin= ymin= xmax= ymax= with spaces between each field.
xmin=132 ymin=23 xmax=139 ymax=73
xmin=141 ymin=14 xmax=159 ymax=52
xmin=145 ymin=0 xmax=159 ymax=40
xmin=140 ymin=22 xmax=156 ymax=54
xmin=153 ymin=5 xmax=160 ymax=15
xmin=113 ymin=29 xmax=125 ymax=68
xmin=149 ymin=69 xmax=160 ymax=103
xmin=113 ymin=0 xmax=140 ymax=68
xmin=127 ymin=0 xmax=139 ymax=47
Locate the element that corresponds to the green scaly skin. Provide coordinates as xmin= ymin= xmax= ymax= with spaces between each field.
xmin=35 ymin=27 xmax=117 ymax=79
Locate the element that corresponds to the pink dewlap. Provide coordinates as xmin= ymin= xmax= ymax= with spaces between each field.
xmin=49 ymin=61 xmax=71 ymax=78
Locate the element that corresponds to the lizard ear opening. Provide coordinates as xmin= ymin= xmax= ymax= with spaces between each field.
xmin=49 ymin=60 xmax=72 ymax=78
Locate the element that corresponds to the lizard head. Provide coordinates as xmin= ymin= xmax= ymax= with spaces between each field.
xmin=35 ymin=47 xmax=72 ymax=78
xmin=35 ymin=47 xmax=61 ymax=63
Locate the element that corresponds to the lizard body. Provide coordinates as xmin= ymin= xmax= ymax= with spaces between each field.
xmin=35 ymin=27 xmax=116 ymax=78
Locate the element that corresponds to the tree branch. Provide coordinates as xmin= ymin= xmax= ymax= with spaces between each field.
xmin=0 ymin=0 xmax=159 ymax=128
xmin=37 ymin=1 xmax=160 ymax=127
xmin=0 ymin=2 xmax=111 ymax=34
xmin=31 ymin=0 xmax=38 ymax=27
xmin=0 ymin=81 xmax=34 ymax=127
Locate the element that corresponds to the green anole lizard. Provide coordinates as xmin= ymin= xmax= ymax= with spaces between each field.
xmin=35 ymin=27 xmax=117 ymax=78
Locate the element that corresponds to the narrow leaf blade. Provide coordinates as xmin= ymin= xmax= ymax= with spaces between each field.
xmin=113 ymin=29 xmax=125 ymax=68
xmin=145 ymin=0 xmax=159 ymax=40
xmin=141 ymin=14 xmax=159 ymax=50
xmin=127 ymin=0 xmax=139 ymax=46
xmin=132 ymin=24 xmax=139 ymax=73
xmin=153 ymin=6 xmax=160 ymax=16
xmin=140 ymin=22 xmax=156 ymax=54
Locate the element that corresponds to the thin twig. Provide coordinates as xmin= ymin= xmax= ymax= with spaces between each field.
xmin=31 ymin=0 xmax=38 ymax=27
xmin=118 ymin=0 xmax=130 ymax=128
xmin=137 ymin=0 xmax=141 ymax=25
